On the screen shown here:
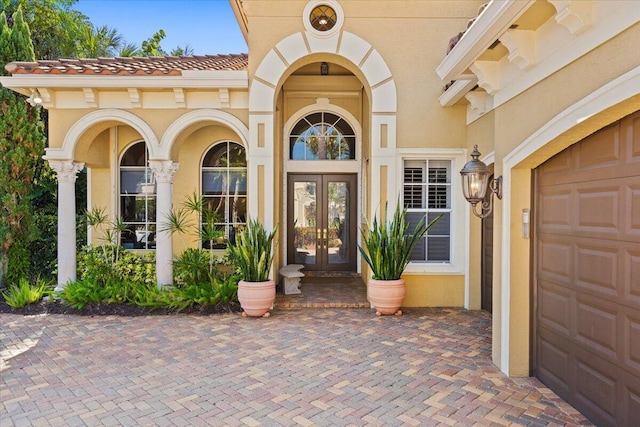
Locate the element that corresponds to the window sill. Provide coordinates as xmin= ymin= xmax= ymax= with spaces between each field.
xmin=403 ymin=263 xmax=462 ymax=275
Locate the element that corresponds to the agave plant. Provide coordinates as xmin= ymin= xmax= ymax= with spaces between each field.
xmin=359 ymin=202 xmax=441 ymax=280
xmin=228 ymin=218 xmax=278 ymax=282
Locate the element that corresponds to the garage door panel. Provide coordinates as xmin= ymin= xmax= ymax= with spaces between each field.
xmin=537 ymin=188 xmax=573 ymax=232
xmin=576 ymin=122 xmax=620 ymax=171
xmin=575 ymin=297 xmax=618 ymax=359
xmin=628 ymin=183 xmax=640 ymax=237
xmin=626 ymin=249 xmax=640 ymax=303
xmin=627 ymin=113 xmax=640 ymax=161
xmin=537 ymin=329 xmax=572 ymax=394
xmin=538 ymin=236 xmax=572 ymax=285
xmin=538 ymin=280 xmax=572 ymax=335
xmin=575 ymin=243 xmax=619 ymax=298
xmin=624 ymin=385 xmax=640 ymax=427
xmin=576 ymin=185 xmax=620 ymax=235
xmin=536 ymin=148 xmax=574 ymax=185
xmin=575 ymin=357 xmax=618 ymax=422
xmin=624 ymin=314 xmax=640 ymax=375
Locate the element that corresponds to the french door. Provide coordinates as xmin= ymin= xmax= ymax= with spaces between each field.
xmin=287 ymin=174 xmax=357 ymax=272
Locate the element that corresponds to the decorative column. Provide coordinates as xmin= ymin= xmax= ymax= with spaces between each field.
xmin=149 ymin=160 xmax=178 ymax=287
xmin=48 ymin=160 xmax=84 ymax=291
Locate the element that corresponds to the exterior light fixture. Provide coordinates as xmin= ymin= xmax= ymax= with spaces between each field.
xmin=460 ymin=145 xmax=502 ymax=218
xmin=26 ymin=89 xmax=42 ymax=106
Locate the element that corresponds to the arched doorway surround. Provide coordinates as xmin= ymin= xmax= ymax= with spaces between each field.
xmin=247 ymin=28 xmax=398 ymax=236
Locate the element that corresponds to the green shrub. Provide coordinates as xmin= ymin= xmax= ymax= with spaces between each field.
xmin=56 ymin=278 xmax=111 ymax=309
xmin=158 ymin=274 xmax=239 ymax=312
xmin=173 ymin=248 xmax=210 ymax=286
xmin=77 ymin=245 xmax=155 ymax=286
xmin=2 ymin=277 xmax=51 ymax=308
xmin=114 ymin=251 xmax=156 ymax=286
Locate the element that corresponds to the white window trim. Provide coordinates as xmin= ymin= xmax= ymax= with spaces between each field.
xmin=397 ymin=148 xmax=467 ymax=275
xmin=200 ymin=140 xmax=248 ymax=249
xmin=119 ymin=140 xmax=156 ymax=251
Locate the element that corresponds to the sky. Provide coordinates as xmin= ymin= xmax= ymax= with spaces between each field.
xmin=74 ymin=0 xmax=248 ymax=55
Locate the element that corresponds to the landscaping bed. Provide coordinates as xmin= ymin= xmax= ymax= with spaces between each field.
xmin=0 ymin=299 xmax=241 ymax=316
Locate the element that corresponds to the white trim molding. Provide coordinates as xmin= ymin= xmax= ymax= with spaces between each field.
xmin=45 ymin=109 xmax=159 ymax=161
xmin=158 ymin=109 xmax=250 ymax=159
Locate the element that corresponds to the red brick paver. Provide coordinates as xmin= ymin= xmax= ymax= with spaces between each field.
xmin=1 ymin=309 xmax=592 ymax=426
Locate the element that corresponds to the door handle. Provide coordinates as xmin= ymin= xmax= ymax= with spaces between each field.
xmin=317 ymin=229 xmax=321 ymax=246
xmin=323 ymin=228 xmax=327 ymax=249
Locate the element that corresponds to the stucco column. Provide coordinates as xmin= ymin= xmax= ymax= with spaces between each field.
xmin=149 ymin=160 xmax=178 ymax=287
xmin=49 ymin=160 xmax=84 ymax=291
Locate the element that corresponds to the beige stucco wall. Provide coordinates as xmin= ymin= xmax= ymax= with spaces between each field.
xmin=245 ymin=0 xmax=479 ymax=150
xmin=403 ymin=275 xmax=464 ymax=307
xmin=241 ymin=0 xmax=483 ymax=307
xmin=472 ymin=21 xmax=640 ymax=376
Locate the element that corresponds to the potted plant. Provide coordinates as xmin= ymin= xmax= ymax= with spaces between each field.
xmin=228 ymin=218 xmax=278 ymax=317
xmin=359 ymin=202 xmax=440 ymax=316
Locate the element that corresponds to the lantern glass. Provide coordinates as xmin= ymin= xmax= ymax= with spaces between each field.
xmin=461 ymin=171 xmax=490 ymax=205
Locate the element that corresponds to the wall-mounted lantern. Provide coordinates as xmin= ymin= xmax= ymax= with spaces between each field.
xmin=460 ymin=145 xmax=502 ymax=218
xmin=26 ymin=89 xmax=42 ymax=106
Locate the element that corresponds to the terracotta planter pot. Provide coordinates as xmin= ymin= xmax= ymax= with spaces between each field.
xmin=367 ymin=278 xmax=406 ymax=316
xmin=238 ymin=280 xmax=276 ymax=317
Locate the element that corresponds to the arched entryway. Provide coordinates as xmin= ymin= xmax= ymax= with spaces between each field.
xmin=284 ymin=108 xmax=361 ymax=274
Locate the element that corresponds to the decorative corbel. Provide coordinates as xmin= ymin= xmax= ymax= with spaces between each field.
xmin=499 ymin=29 xmax=536 ymax=71
xmin=469 ymin=61 xmax=500 ymax=95
xmin=174 ymin=88 xmax=185 ymax=108
xmin=549 ymin=0 xmax=592 ymax=35
xmin=465 ymin=90 xmax=492 ymax=115
xmin=82 ymin=88 xmax=97 ymax=108
xmin=219 ymin=88 xmax=230 ymax=108
xmin=128 ymin=88 xmax=141 ymax=108
xmin=36 ymin=88 xmax=52 ymax=106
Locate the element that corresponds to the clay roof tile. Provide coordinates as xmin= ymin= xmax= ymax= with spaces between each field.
xmin=4 ymin=54 xmax=248 ymax=76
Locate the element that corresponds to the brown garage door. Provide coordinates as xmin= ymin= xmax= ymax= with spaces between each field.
xmin=534 ymin=111 xmax=640 ymax=427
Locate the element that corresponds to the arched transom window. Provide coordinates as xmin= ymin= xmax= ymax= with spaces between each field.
xmin=119 ymin=141 xmax=155 ymax=250
xmin=290 ymin=112 xmax=356 ymax=160
xmin=202 ymin=141 xmax=247 ymax=248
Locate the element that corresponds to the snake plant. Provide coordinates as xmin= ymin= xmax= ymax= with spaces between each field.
xmin=359 ymin=202 xmax=440 ymax=280
xmin=228 ymin=218 xmax=278 ymax=282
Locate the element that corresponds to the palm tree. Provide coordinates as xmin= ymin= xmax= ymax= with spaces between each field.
xmin=76 ymin=24 xmax=123 ymax=58
xmin=170 ymin=44 xmax=194 ymax=56
xmin=118 ymin=42 xmax=140 ymax=57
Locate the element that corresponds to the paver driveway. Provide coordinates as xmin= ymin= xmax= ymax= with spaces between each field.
xmin=1 ymin=308 xmax=592 ymax=426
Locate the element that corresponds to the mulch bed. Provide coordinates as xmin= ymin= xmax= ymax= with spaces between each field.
xmin=0 ymin=299 xmax=242 ymax=317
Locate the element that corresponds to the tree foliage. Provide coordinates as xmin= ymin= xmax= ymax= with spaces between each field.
xmin=0 ymin=1 xmax=196 ymax=285
xmin=1 ymin=0 xmax=89 ymax=59
xmin=140 ymin=29 xmax=166 ymax=56
xmin=0 ymin=7 xmax=46 ymax=285
xmin=75 ymin=23 xmax=123 ymax=58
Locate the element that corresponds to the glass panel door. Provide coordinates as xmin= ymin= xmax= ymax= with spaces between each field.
xmin=290 ymin=177 xmax=319 ymax=266
xmin=288 ymin=174 xmax=357 ymax=271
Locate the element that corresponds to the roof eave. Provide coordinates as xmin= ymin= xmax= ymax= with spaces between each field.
xmin=0 ymin=71 xmax=249 ymax=92
xmin=229 ymin=0 xmax=249 ymax=45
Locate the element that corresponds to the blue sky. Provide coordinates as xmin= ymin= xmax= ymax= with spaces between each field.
xmin=75 ymin=0 xmax=248 ymax=55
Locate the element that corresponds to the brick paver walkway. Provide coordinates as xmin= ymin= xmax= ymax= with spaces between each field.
xmin=1 ymin=308 xmax=592 ymax=426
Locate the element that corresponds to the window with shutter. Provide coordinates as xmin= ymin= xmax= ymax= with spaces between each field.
xmin=403 ymin=159 xmax=452 ymax=263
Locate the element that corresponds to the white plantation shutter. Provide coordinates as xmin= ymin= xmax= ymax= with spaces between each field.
xmin=403 ymin=160 xmax=451 ymax=262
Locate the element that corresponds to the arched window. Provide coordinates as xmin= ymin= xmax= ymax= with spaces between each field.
xmin=290 ymin=112 xmax=355 ymax=160
xmin=202 ymin=141 xmax=247 ymax=248
xmin=119 ymin=141 xmax=155 ymax=249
